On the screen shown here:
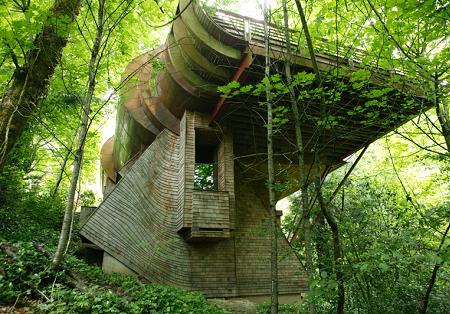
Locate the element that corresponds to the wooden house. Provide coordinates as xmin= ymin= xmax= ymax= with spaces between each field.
xmin=79 ymin=0 xmax=427 ymax=301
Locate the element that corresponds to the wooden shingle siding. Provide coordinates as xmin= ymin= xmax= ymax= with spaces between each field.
xmin=221 ymin=133 xmax=235 ymax=229
xmin=81 ymin=130 xmax=193 ymax=288
xmin=178 ymin=110 xmax=236 ymax=238
xmin=175 ymin=112 xmax=187 ymax=231
xmin=192 ymin=190 xmax=229 ymax=230
xmin=183 ymin=111 xmax=195 ymax=228
xmin=81 ymin=111 xmax=307 ymax=298
xmin=188 ymin=111 xmax=234 ymax=239
xmin=188 ymin=190 xmax=230 ymax=240
xmin=233 ymin=180 xmax=307 ymax=295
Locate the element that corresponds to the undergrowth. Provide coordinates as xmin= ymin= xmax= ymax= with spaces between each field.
xmin=0 ymin=242 xmax=228 ymax=313
xmin=0 ymin=192 xmax=228 ymax=313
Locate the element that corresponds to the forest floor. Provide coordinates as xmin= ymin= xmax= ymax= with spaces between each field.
xmin=0 ymin=200 xmax=300 ymax=313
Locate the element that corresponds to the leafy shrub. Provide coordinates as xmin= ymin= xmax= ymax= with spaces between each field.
xmin=1 ymin=241 xmax=228 ymax=313
xmin=0 ymin=192 xmax=62 ymax=244
xmin=37 ymin=274 xmax=229 ymax=313
xmin=0 ymin=242 xmax=64 ymax=305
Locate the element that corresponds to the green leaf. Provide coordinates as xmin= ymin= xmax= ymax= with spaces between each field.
xmin=379 ymin=263 xmax=389 ymax=272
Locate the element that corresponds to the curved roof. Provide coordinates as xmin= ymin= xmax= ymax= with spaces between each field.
xmin=102 ymin=0 xmax=428 ymax=180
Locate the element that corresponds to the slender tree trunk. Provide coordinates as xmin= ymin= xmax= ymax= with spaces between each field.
xmin=420 ymin=221 xmax=450 ymax=314
xmin=263 ymin=2 xmax=278 ymax=312
xmin=433 ymin=75 xmax=450 ymax=150
xmin=314 ymin=214 xmax=329 ymax=272
xmin=52 ymin=0 xmax=105 ymax=267
xmin=314 ymin=159 xmax=345 ymax=314
xmin=299 ymin=0 xmax=346 ymax=300
xmin=294 ymin=0 xmax=321 ymax=80
xmin=294 ymin=1 xmax=345 ymax=310
xmin=0 ymin=0 xmax=82 ymax=170
xmin=418 ymin=75 xmax=450 ymax=314
xmin=51 ymin=126 xmax=79 ymax=198
xmin=281 ymin=1 xmax=315 ymax=312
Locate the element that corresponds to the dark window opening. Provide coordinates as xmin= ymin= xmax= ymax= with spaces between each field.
xmin=194 ymin=130 xmax=219 ymax=191
xmin=199 ymin=227 xmax=224 ymax=232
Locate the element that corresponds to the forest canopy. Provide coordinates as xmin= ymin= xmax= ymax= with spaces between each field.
xmin=0 ymin=0 xmax=449 ymax=313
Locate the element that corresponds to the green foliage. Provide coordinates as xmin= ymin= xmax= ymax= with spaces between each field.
xmin=0 ymin=240 xmax=228 ymax=313
xmin=219 ymin=68 xmax=416 ymax=134
xmin=36 ymin=279 xmax=227 ymax=313
xmin=1 ymin=0 xmax=177 ymax=204
xmin=284 ymin=134 xmax=450 ymax=313
xmin=0 ymin=195 xmax=62 ymax=244
xmin=194 ymin=163 xmax=216 ymax=190
xmin=0 ymin=197 xmax=227 ymax=313
xmin=0 ymin=168 xmax=63 ymax=244
xmin=79 ymin=190 xmax=96 ymax=207
xmin=0 ymin=241 xmax=64 ymax=305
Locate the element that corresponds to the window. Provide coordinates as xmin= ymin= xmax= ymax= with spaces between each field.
xmin=194 ymin=162 xmax=215 ymax=190
xmin=194 ymin=130 xmax=219 ymax=191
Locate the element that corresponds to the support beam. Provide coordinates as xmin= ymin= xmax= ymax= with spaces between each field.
xmin=209 ymin=52 xmax=253 ymax=125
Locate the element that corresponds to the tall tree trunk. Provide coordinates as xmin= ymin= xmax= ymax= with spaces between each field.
xmin=314 ymin=159 xmax=345 ymax=314
xmin=433 ymin=75 xmax=450 ymax=151
xmin=297 ymin=0 xmax=345 ymax=305
xmin=420 ymin=221 xmax=450 ymax=314
xmin=0 ymin=0 xmax=82 ymax=170
xmin=314 ymin=214 xmax=329 ymax=272
xmin=52 ymin=0 xmax=105 ymax=267
xmin=281 ymin=1 xmax=315 ymax=312
xmin=263 ymin=2 xmax=278 ymax=313
xmin=294 ymin=1 xmax=345 ymax=310
xmin=294 ymin=0 xmax=321 ymax=80
xmin=51 ymin=125 xmax=79 ymax=198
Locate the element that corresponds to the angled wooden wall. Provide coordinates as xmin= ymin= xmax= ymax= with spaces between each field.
xmin=81 ymin=111 xmax=307 ymax=298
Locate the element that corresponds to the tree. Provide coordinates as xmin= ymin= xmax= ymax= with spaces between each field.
xmin=0 ymin=0 xmax=82 ymax=170
xmin=357 ymin=2 xmax=449 ymax=311
xmin=291 ymin=0 xmax=346 ymax=312
xmin=52 ymin=0 xmax=106 ymax=267
xmin=51 ymin=0 xmax=174 ymax=266
xmin=263 ymin=1 xmax=279 ymax=312
xmin=281 ymin=1 xmax=315 ymax=313
xmin=1 ymin=0 xmax=449 ymax=311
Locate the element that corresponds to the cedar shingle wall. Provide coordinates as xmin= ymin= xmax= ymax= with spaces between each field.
xmin=81 ymin=111 xmax=307 ymax=298
xmin=81 ymin=130 xmax=192 ymax=288
xmin=192 ymin=190 xmax=229 ymax=229
xmin=175 ymin=113 xmax=186 ymax=231
xmin=233 ymin=179 xmax=307 ymax=295
xmin=183 ymin=111 xmax=195 ymax=228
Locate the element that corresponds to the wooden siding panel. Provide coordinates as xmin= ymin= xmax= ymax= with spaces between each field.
xmin=176 ymin=112 xmax=187 ymax=231
xmin=233 ymin=177 xmax=307 ymax=296
xmin=81 ymin=130 xmax=193 ymax=288
xmin=192 ymin=190 xmax=230 ymax=230
xmin=81 ymin=111 xmax=307 ymax=298
xmin=183 ymin=111 xmax=195 ymax=227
